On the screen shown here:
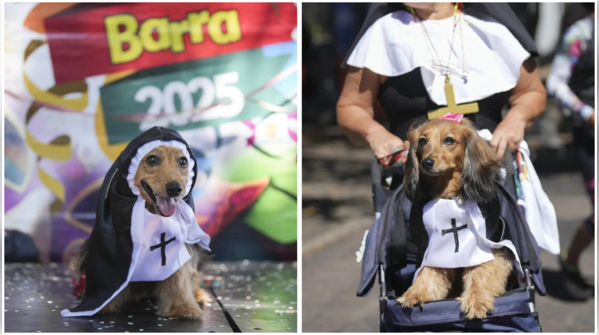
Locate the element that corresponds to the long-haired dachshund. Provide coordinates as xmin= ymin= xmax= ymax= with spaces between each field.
xmin=398 ymin=118 xmax=514 ymax=319
xmin=70 ymin=145 xmax=210 ymax=319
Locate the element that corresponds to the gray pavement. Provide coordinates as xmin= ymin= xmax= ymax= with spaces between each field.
xmin=302 ymin=127 xmax=595 ymax=332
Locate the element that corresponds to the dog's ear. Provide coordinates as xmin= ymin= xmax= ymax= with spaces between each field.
xmin=461 ymin=125 xmax=501 ymax=203
xmin=403 ymin=119 xmax=428 ymax=202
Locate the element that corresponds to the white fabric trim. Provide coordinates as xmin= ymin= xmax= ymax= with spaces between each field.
xmin=356 ymin=230 xmax=369 ymax=263
xmin=414 ymin=198 xmax=523 ymax=283
xmin=126 ymin=140 xmax=195 ymax=198
xmin=477 ymin=130 xmax=560 ymax=255
xmin=346 ymin=11 xmax=530 ymax=106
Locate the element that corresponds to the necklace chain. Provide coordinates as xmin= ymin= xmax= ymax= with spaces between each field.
xmin=412 ymin=6 xmax=468 ymax=82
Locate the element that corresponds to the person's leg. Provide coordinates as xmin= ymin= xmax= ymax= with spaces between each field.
xmin=559 ymin=214 xmax=594 ymax=300
xmin=565 ymin=217 xmax=594 ymax=268
xmin=567 ymin=134 xmax=595 ymax=268
xmin=560 ymin=138 xmax=594 ymax=299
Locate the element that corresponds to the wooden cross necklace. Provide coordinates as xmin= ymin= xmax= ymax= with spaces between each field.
xmin=410 ymin=4 xmax=479 ymax=120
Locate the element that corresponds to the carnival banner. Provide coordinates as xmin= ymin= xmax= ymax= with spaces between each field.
xmin=4 ymin=2 xmax=298 ymax=263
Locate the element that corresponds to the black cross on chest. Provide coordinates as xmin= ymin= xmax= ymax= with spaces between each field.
xmin=150 ymin=233 xmax=176 ymax=266
xmin=441 ymin=218 xmax=468 ymax=253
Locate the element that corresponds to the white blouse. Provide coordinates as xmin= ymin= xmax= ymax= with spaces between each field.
xmin=346 ymin=11 xmax=530 ymax=106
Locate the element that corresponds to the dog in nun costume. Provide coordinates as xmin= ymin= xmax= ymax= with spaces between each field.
xmin=62 ymin=126 xmax=211 ymax=319
xmin=398 ymin=114 xmax=525 ymax=319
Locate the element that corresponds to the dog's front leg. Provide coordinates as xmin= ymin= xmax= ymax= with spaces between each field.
xmin=459 ymin=248 xmax=513 ymax=319
xmin=99 ymin=285 xmax=133 ymax=314
xmin=194 ymin=287 xmax=212 ymax=310
xmin=156 ymin=262 xmax=204 ymax=320
xmin=397 ymin=266 xmax=454 ymax=308
xmin=191 ymin=266 xmax=211 ymax=310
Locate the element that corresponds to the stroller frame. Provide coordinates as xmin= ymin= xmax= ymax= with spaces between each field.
xmin=369 ymin=158 xmax=543 ymax=332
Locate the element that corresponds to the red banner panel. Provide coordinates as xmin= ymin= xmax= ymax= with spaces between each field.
xmin=45 ymin=3 xmax=296 ymax=83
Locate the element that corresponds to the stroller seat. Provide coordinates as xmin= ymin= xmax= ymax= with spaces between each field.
xmin=358 ymin=157 xmax=546 ymax=332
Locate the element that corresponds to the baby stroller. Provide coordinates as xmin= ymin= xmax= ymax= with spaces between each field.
xmin=357 ymin=152 xmax=546 ymax=332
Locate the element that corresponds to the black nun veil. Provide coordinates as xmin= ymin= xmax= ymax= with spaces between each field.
xmin=62 ymin=126 xmax=199 ymax=316
xmin=341 ymin=3 xmax=538 ymax=69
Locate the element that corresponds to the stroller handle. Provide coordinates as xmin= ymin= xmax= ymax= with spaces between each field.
xmin=371 ymin=157 xmax=383 ymax=186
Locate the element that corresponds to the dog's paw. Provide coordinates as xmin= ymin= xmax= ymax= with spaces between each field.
xmin=194 ymin=288 xmax=212 ymax=310
xmin=159 ymin=303 xmax=204 ymax=320
xmin=396 ymin=288 xmax=429 ymax=308
xmin=99 ymin=302 xmax=119 ymax=314
xmin=458 ymin=292 xmax=495 ymax=319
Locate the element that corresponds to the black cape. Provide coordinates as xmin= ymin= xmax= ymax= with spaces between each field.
xmin=66 ymin=126 xmax=198 ymax=315
xmin=342 ymin=3 xmax=538 ymax=69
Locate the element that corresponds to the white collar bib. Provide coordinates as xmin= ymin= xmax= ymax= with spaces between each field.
xmin=126 ymin=140 xmax=195 ymax=198
xmin=130 ymin=198 xmax=211 ymax=282
xmin=414 ymin=198 xmax=522 ymax=282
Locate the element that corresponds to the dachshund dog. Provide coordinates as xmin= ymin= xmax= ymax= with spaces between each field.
xmin=70 ymin=145 xmax=210 ymax=319
xmin=398 ymin=118 xmax=514 ymax=319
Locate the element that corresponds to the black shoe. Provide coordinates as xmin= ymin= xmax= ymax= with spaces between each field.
xmin=559 ymin=255 xmax=594 ymax=301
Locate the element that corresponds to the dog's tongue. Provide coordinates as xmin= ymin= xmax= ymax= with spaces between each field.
xmin=156 ymin=196 xmax=177 ymax=217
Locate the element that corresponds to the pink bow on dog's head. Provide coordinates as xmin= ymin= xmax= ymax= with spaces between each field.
xmin=439 ymin=112 xmax=464 ymax=123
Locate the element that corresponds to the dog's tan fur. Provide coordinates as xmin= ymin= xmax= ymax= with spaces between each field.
xmin=399 ymin=118 xmax=513 ymax=319
xmin=70 ymin=146 xmax=209 ymax=319
xmin=134 ymin=146 xmax=189 ymax=215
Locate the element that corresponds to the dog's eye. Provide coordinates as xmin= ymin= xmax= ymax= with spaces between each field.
xmin=418 ymin=138 xmax=427 ymax=146
xmin=444 ymin=137 xmax=456 ymax=145
xmin=146 ymin=155 xmax=159 ymax=166
xmin=178 ymin=157 xmax=188 ymax=168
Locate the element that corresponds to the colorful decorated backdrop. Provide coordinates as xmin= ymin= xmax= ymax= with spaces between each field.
xmin=4 ymin=3 xmax=297 ymax=263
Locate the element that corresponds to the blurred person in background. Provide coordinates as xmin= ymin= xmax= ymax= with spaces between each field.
xmin=337 ymin=3 xmax=546 ymax=164
xmin=546 ymin=3 xmax=595 ymax=301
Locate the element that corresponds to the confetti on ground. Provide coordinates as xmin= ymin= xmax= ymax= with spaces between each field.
xmin=5 ymin=262 xmax=296 ymax=332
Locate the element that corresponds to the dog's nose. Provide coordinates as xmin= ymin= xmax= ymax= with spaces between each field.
xmin=422 ymin=158 xmax=435 ymax=170
xmin=166 ymin=182 xmax=182 ymax=196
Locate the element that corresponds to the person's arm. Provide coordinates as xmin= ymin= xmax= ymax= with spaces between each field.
xmin=337 ymin=67 xmax=405 ymax=158
xmin=490 ymin=58 xmax=547 ymax=156
xmin=546 ymin=23 xmax=595 ymax=123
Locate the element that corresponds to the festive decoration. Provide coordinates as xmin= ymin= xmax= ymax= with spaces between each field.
xmin=4 ymin=2 xmax=298 ymax=263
